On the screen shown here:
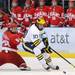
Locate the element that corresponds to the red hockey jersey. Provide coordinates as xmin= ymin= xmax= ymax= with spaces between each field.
xmin=2 ymin=30 xmax=23 ymax=50
xmin=66 ymin=7 xmax=75 ymax=27
xmin=48 ymin=5 xmax=64 ymax=27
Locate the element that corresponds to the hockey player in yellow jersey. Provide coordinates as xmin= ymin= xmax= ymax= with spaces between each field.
xmin=21 ymin=17 xmax=59 ymax=71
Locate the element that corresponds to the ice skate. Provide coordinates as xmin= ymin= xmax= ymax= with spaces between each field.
xmin=48 ymin=62 xmax=59 ymax=70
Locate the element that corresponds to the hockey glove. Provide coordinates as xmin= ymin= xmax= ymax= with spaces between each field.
xmin=42 ymin=38 xmax=48 ymax=47
xmin=45 ymin=46 xmax=52 ymax=53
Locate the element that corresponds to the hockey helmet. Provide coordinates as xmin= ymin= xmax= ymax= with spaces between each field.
xmin=37 ymin=17 xmax=46 ymax=25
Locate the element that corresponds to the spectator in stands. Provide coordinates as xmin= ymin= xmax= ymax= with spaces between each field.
xmin=23 ymin=0 xmax=35 ymax=27
xmin=34 ymin=0 xmax=49 ymax=27
xmin=0 ymin=10 xmax=10 ymax=29
xmin=11 ymin=0 xmax=27 ymax=35
xmin=65 ymin=1 xmax=75 ymax=27
xmin=11 ymin=0 xmax=24 ymax=26
xmin=48 ymin=0 xmax=65 ymax=27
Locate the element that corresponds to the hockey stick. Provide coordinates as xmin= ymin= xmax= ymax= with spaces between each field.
xmin=50 ymin=48 xmax=75 ymax=68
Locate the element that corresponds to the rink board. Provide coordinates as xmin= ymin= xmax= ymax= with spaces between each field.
xmin=1 ymin=28 xmax=75 ymax=58
xmin=18 ymin=52 xmax=75 ymax=58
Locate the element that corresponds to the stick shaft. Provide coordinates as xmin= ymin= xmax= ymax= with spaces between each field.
xmin=51 ymin=48 xmax=75 ymax=68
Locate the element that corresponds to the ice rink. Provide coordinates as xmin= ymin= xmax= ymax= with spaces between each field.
xmin=0 ymin=29 xmax=75 ymax=75
xmin=0 ymin=57 xmax=75 ymax=75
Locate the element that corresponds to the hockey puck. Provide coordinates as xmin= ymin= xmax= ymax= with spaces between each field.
xmin=63 ymin=71 xmax=66 ymax=74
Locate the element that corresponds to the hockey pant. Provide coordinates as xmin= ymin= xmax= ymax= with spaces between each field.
xmin=22 ymin=42 xmax=52 ymax=70
xmin=0 ymin=50 xmax=27 ymax=68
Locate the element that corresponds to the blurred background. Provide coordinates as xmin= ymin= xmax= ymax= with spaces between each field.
xmin=0 ymin=0 xmax=75 ymax=13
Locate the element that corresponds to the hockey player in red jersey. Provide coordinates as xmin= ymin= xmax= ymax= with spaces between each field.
xmin=66 ymin=1 xmax=75 ymax=27
xmin=23 ymin=0 xmax=35 ymax=28
xmin=48 ymin=0 xmax=65 ymax=27
xmin=11 ymin=0 xmax=27 ymax=35
xmin=1 ymin=22 xmax=30 ymax=70
xmin=34 ymin=0 xmax=49 ymax=27
xmin=11 ymin=2 xmax=24 ymax=26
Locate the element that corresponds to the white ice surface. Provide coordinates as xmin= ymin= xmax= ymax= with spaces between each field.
xmin=0 ymin=57 xmax=75 ymax=75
